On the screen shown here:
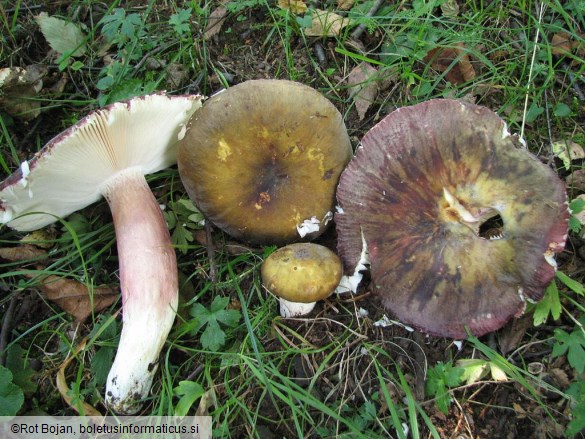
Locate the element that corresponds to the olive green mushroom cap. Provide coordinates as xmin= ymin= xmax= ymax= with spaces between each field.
xmin=178 ymin=79 xmax=352 ymax=245
xmin=261 ymin=243 xmax=343 ymax=304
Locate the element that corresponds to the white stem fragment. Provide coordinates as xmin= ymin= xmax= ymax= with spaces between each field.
xmin=279 ymin=298 xmax=316 ymax=317
xmin=101 ymin=167 xmax=178 ymax=414
xmin=336 ymin=228 xmax=369 ymax=294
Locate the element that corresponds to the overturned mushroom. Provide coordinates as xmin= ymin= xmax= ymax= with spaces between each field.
xmin=261 ymin=243 xmax=342 ymax=317
xmin=178 ymin=79 xmax=352 ymax=245
xmin=336 ymin=99 xmax=569 ymax=339
xmin=0 ymin=93 xmax=203 ymax=413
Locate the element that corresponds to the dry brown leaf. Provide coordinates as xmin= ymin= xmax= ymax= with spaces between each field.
xmin=425 ymin=43 xmax=476 ymax=84
xmin=497 ymin=314 xmax=534 ymax=355
xmin=440 ymin=0 xmax=460 ymax=17
xmin=304 ymin=9 xmax=351 ymax=37
xmin=567 ymin=169 xmax=585 ymax=191
xmin=26 ymin=273 xmax=118 ymax=322
xmin=204 ymin=6 xmax=228 ymax=40
xmin=277 ymin=0 xmax=308 ymax=13
xmin=0 ymin=244 xmax=48 ymax=262
xmin=346 ymin=62 xmax=379 ymax=120
xmin=0 ymin=65 xmax=47 ymax=120
xmin=56 ymin=338 xmax=103 ymax=416
xmin=337 ymin=0 xmax=355 ymax=10
xmin=552 ymin=31 xmax=573 ymax=56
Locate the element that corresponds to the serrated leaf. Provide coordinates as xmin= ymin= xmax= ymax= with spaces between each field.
xmin=533 ymin=281 xmax=561 ymax=326
xmin=189 ymin=296 xmax=241 ymax=351
xmin=0 ymin=366 xmax=24 ymax=416
xmin=425 ymin=362 xmax=464 ymax=414
xmin=200 ymin=320 xmax=225 ymax=352
xmin=553 ymin=327 xmax=585 ymax=373
xmin=35 ymin=13 xmax=86 ymax=57
xmin=174 ymin=381 xmax=204 ymax=416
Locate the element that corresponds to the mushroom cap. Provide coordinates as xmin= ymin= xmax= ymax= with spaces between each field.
xmin=336 ymin=99 xmax=569 ymax=339
xmin=261 ymin=243 xmax=343 ymax=304
xmin=0 ymin=93 xmax=203 ymax=231
xmin=177 ymin=79 xmax=352 ymax=245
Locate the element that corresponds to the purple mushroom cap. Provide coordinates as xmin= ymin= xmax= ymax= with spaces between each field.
xmin=336 ymin=99 xmax=569 ymax=339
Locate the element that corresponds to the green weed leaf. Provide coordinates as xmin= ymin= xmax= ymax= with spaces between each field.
xmin=5 ymin=344 xmax=37 ymax=396
xmin=556 ymin=271 xmax=585 ymax=296
xmin=552 ymin=323 xmax=585 ymax=374
xmin=189 ymin=296 xmax=241 ymax=351
xmin=169 ymin=8 xmax=192 ymax=35
xmin=0 ymin=366 xmax=24 ymax=416
xmin=553 ymin=102 xmax=572 ymax=118
xmin=566 ymin=380 xmax=585 ymax=436
xmin=174 ymin=381 xmax=204 ymax=416
xmin=425 ymin=362 xmax=464 ymax=414
xmin=533 ymin=281 xmax=561 ymax=326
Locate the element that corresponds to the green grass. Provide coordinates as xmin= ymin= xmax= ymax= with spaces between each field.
xmin=1 ymin=0 xmax=585 ymax=437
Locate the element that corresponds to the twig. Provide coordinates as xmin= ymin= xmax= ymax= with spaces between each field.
xmin=520 ymin=2 xmax=546 ymax=143
xmin=204 ymin=220 xmax=217 ymax=283
xmin=0 ymin=293 xmax=18 ymax=366
xmin=350 ymin=0 xmax=385 ymax=41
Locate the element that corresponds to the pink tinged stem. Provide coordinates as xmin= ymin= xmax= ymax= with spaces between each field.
xmin=101 ymin=167 xmax=178 ymax=414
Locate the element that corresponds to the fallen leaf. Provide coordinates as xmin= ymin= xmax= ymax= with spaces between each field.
xmin=165 ymin=63 xmax=189 ymax=88
xmin=21 ymin=229 xmax=57 ymax=249
xmin=34 ymin=12 xmax=87 ymax=57
xmin=337 ymin=0 xmax=355 ymax=10
xmin=497 ymin=313 xmax=534 ymax=354
xmin=304 ymin=9 xmax=351 ymax=37
xmin=204 ymin=6 xmax=228 ymax=40
xmin=551 ymin=31 xmax=573 ymax=56
xmin=277 ymin=0 xmax=308 ymax=13
xmin=0 ymin=244 xmax=48 ymax=262
xmin=552 ymin=139 xmax=585 ymax=170
xmin=56 ymin=338 xmax=102 ymax=416
xmin=440 ymin=0 xmax=460 ymax=17
xmin=26 ymin=273 xmax=118 ymax=322
xmin=425 ymin=43 xmax=476 ymax=84
xmin=549 ymin=367 xmax=570 ymax=389
xmin=0 ymin=66 xmax=47 ymax=120
xmin=567 ymin=169 xmax=585 ymax=191
xmin=347 ymin=62 xmax=379 ymax=120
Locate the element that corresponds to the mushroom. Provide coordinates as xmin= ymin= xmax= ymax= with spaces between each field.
xmin=336 ymin=99 xmax=569 ymax=339
xmin=178 ymin=79 xmax=352 ymax=245
xmin=0 ymin=93 xmax=203 ymax=413
xmin=261 ymin=243 xmax=343 ymax=317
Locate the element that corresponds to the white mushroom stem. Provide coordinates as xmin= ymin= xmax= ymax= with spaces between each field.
xmin=101 ymin=167 xmax=178 ymax=414
xmin=279 ymin=299 xmax=316 ymax=318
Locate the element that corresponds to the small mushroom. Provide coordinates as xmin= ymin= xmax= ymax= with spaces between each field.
xmin=261 ymin=243 xmax=343 ymax=317
xmin=178 ymin=79 xmax=352 ymax=245
xmin=0 ymin=93 xmax=203 ymax=413
xmin=336 ymin=99 xmax=569 ymax=339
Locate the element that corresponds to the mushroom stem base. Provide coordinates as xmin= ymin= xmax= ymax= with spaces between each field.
xmin=279 ymin=299 xmax=316 ymax=317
